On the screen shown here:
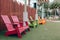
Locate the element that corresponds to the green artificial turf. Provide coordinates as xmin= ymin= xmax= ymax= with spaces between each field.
xmin=0 ymin=22 xmax=60 ymax=40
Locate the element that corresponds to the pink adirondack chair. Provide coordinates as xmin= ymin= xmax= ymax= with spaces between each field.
xmin=11 ymin=16 xmax=30 ymax=31
xmin=1 ymin=15 xmax=26 ymax=38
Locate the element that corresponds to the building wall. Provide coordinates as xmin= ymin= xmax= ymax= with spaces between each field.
xmin=38 ymin=0 xmax=49 ymax=5
xmin=38 ymin=0 xmax=49 ymax=3
xmin=0 ymin=0 xmax=36 ymax=31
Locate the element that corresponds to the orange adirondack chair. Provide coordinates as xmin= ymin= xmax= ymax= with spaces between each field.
xmin=1 ymin=15 xmax=26 ymax=38
xmin=11 ymin=16 xmax=30 ymax=31
xmin=38 ymin=16 xmax=46 ymax=24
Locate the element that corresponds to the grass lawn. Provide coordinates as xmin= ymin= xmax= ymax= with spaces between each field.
xmin=0 ymin=22 xmax=60 ymax=40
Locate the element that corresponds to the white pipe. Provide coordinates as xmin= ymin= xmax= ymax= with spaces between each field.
xmin=42 ymin=3 xmax=45 ymax=19
xmin=35 ymin=0 xmax=38 ymax=20
xmin=23 ymin=0 xmax=28 ymax=26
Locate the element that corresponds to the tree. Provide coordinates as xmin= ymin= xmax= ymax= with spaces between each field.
xmin=44 ymin=2 xmax=49 ymax=9
xmin=49 ymin=2 xmax=60 ymax=9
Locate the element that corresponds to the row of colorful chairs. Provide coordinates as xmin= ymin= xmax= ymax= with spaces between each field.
xmin=1 ymin=15 xmax=46 ymax=38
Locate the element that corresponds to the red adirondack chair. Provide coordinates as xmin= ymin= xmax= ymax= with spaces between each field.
xmin=11 ymin=16 xmax=30 ymax=31
xmin=1 ymin=15 xmax=26 ymax=38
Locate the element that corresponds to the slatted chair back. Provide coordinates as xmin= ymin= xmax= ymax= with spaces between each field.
xmin=1 ymin=15 xmax=15 ymax=31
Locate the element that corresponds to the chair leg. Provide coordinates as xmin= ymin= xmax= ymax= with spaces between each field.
xmin=28 ymin=28 xmax=30 ymax=31
xmin=17 ymin=28 xmax=22 ymax=38
xmin=5 ymin=32 xmax=10 ymax=37
xmin=17 ymin=32 xmax=22 ymax=38
xmin=23 ymin=31 xmax=26 ymax=34
xmin=5 ymin=33 xmax=8 ymax=36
